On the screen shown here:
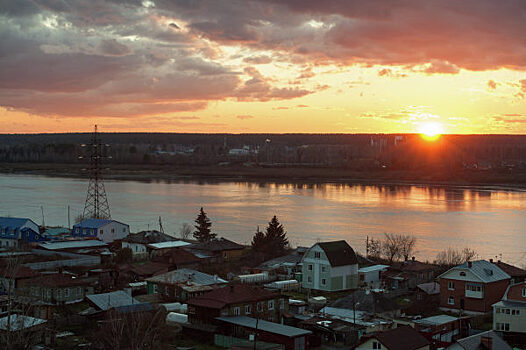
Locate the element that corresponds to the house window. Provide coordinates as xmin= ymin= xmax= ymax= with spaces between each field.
xmin=268 ymin=315 xmax=274 ymax=322
xmin=279 ymin=299 xmax=284 ymax=310
xmin=111 ymin=228 xmax=115 ymax=233
xmin=448 ymin=281 xmax=455 ymax=290
xmin=245 ymin=305 xmax=251 ymax=314
xmin=373 ymin=341 xmax=382 ymax=349
xmin=497 ymin=323 xmax=510 ymax=331
xmin=123 ymin=228 xmax=126 ymax=232
xmin=321 ymin=266 xmax=327 ymax=272
xmin=233 ymin=307 xmax=240 ymax=316
xmin=460 ymin=272 xmax=466 ymax=276
xmin=268 ymin=300 xmax=274 ymax=310
xmin=100 ymin=230 xmax=103 ymax=234
xmin=308 ymin=264 xmax=313 ymax=271
xmin=46 ymin=289 xmax=51 ymax=299
xmin=314 ymin=252 xmax=321 ymax=259
xmin=257 ymin=302 xmax=263 ymax=312
xmin=321 ymin=278 xmax=326 ymax=286
xmin=448 ymin=297 xmax=454 ymax=305
xmin=522 ymin=288 xmax=526 ymax=297
xmin=307 ymin=276 xmax=312 ymax=283
xmin=505 ymin=308 xmax=510 ymax=314
xmin=65 ymin=289 xmax=70 ymax=297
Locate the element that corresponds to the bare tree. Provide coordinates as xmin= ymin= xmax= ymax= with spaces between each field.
xmin=435 ymin=247 xmax=478 ymax=266
xmin=94 ymin=308 xmax=166 ymax=350
xmin=380 ymin=233 xmax=417 ymax=264
xmin=178 ymin=223 xmax=192 ymax=240
xmin=368 ymin=238 xmax=382 ymax=259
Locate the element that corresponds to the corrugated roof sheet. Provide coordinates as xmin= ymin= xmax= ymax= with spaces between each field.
xmin=38 ymin=240 xmax=107 ymax=250
xmin=454 ymin=330 xmax=512 ymax=350
xmin=188 ymin=284 xmax=277 ymax=309
xmin=369 ymin=325 xmax=430 ymax=350
xmin=145 ymin=268 xmax=226 ymax=285
xmin=0 ymin=217 xmax=36 ymax=228
xmin=414 ymin=314 xmax=458 ymax=326
xmin=87 ymin=290 xmax=140 ymax=311
xmin=73 ymin=218 xmax=113 ymax=229
xmin=148 ymin=241 xmax=191 ymax=249
xmin=416 ymin=281 xmax=440 ymax=295
xmin=440 ymin=260 xmax=510 ymax=283
xmin=190 ymin=238 xmax=244 ymax=252
xmin=359 ymin=265 xmax=389 ymax=273
xmin=216 ymin=316 xmax=311 ymax=337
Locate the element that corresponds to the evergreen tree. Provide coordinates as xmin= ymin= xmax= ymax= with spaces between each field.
xmin=264 ymin=215 xmax=289 ymax=257
xmin=251 ymin=226 xmax=267 ymax=253
xmin=193 ymin=207 xmax=216 ymax=242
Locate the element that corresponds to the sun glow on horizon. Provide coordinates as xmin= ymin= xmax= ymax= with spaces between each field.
xmin=418 ymin=121 xmax=444 ymax=141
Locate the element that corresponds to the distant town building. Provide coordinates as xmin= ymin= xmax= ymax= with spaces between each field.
xmin=0 ymin=217 xmax=46 ymax=248
xmin=438 ymin=260 xmax=510 ymax=314
xmin=301 ymin=240 xmax=358 ymax=292
xmin=72 ymin=218 xmax=129 ymax=243
xmin=492 ymin=281 xmax=526 ymax=335
xmin=358 ymin=264 xmax=388 ymax=288
xmin=491 ymin=259 xmax=526 ymax=284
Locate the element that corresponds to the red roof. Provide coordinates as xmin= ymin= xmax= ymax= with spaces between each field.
xmin=121 ymin=262 xmax=170 ymax=277
xmin=391 ymin=260 xmax=437 ymax=272
xmin=188 ymin=284 xmax=279 ymax=309
xmin=493 ymin=261 xmax=526 ymax=278
xmin=355 ymin=326 xmax=430 ymax=350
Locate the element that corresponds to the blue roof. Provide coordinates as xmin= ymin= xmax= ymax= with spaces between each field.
xmin=0 ymin=217 xmax=37 ymax=228
xmin=73 ymin=218 xmax=113 ymax=229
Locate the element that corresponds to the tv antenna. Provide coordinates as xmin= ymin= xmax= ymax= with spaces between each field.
xmin=80 ymin=125 xmax=111 ymax=219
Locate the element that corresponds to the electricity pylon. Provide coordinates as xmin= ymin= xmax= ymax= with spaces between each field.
xmin=82 ymin=125 xmax=111 ymax=219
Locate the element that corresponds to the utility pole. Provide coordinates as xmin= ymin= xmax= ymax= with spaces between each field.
xmin=159 ymin=216 xmax=164 ymax=234
xmin=67 ymin=205 xmax=71 ymax=229
xmin=82 ymin=125 xmax=111 ymax=219
xmin=41 ymin=206 xmax=45 ymax=227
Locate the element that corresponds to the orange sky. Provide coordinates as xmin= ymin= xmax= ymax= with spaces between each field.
xmin=1 ymin=1 xmax=525 ymax=134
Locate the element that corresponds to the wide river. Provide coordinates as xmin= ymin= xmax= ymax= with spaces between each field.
xmin=1 ymin=174 xmax=525 ymax=264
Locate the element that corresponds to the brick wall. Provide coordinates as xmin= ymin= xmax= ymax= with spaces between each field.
xmin=440 ymin=278 xmax=509 ymax=313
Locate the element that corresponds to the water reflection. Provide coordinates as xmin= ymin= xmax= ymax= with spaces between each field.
xmin=1 ymin=175 xmax=525 ymax=262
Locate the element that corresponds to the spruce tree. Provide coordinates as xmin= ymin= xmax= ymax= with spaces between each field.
xmin=251 ymin=226 xmax=267 ymax=253
xmin=264 ymin=215 xmax=289 ymax=257
xmin=193 ymin=207 xmax=215 ymax=242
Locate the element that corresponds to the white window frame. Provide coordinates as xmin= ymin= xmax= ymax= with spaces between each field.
xmin=448 ymin=297 xmax=454 ymax=305
xmin=245 ymin=305 xmax=251 ymax=314
xmin=321 ymin=278 xmax=326 ymax=286
xmin=448 ymin=281 xmax=454 ymax=290
xmin=522 ymin=288 xmax=526 ymax=297
xmin=373 ymin=341 xmax=382 ymax=349
xmin=314 ymin=252 xmax=321 ymax=259
xmin=268 ymin=300 xmax=274 ymax=310
xmin=233 ymin=306 xmax=240 ymax=316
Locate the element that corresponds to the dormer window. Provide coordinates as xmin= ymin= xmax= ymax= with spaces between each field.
xmin=314 ymin=252 xmax=321 ymax=259
xmin=460 ymin=272 xmax=466 ymax=276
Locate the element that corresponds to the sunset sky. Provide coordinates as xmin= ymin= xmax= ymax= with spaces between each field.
xmin=1 ymin=0 xmax=525 ymax=134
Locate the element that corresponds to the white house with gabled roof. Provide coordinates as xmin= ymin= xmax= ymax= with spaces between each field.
xmin=72 ymin=218 xmax=129 ymax=243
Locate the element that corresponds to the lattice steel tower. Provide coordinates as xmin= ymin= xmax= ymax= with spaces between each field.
xmin=82 ymin=125 xmax=111 ymax=219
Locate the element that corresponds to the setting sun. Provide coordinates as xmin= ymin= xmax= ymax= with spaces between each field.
xmin=418 ymin=122 xmax=444 ymax=141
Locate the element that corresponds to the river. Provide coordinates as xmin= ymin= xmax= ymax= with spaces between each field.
xmin=1 ymin=174 xmax=525 ymax=264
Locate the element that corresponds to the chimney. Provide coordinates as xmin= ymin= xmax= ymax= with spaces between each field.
xmin=481 ymin=335 xmax=493 ymax=350
xmin=468 ymin=261 xmax=472 ymax=268
xmin=411 ymin=256 xmax=415 ymax=262
xmin=489 ymin=258 xmax=493 ymax=263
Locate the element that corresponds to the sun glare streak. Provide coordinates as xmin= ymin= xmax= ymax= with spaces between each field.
xmin=418 ymin=122 xmax=444 ymax=141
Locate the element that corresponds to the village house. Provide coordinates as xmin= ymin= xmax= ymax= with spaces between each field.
xmin=330 ymin=290 xmax=401 ymax=318
xmin=215 ymin=316 xmax=311 ymax=350
xmin=147 ymin=240 xmax=192 ymax=258
xmin=0 ymin=314 xmax=48 ymax=347
xmin=413 ymin=314 xmax=471 ymax=347
xmin=118 ymin=261 xmax=171 ymax=282
xmin=37 ymin=239 xmax=108 ymax=254
xmin=301 ymin=240 xmax=359 ymax=292
xmin=152 ymin=247 xmax=201 ymax=270
xmin=353 ymin=325 xmax=430 ymax=350
xmin=187 ymin=237 xmax=245 ymax=263
xmin=17 ymin=272 xmax=94 ymax=319
xmin=72 ymin=218 xmax=129 ymax=243
xmin=0 ymin=264 xmax=40 ymax=294
xmin=491 ymin=259 xmax=526 ymax=284
xmin=146 ymin=268 xmax=227 ymax=302
xmin=445 ymin=330 xmax=512 ymax=350
xmin=187 ymin=284 xmax=288 ymax=328
xmin=121 ymin=230 xmax=177 ymax=259
xmin=358 ymin=264 xmax=389 ymax=288
xmin=492 ymin=281 xmax=526 ymax=336
xmin=0 ymin=217 xmax=46 ymax=248
xmin=382 ymin=258 xmax=438 ymax=290
xmin=438 ymin=260 xmax=510 ymax=314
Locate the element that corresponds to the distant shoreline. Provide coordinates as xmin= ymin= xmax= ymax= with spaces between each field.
xmin=1 ymin=162 xmax=526 ymax=190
